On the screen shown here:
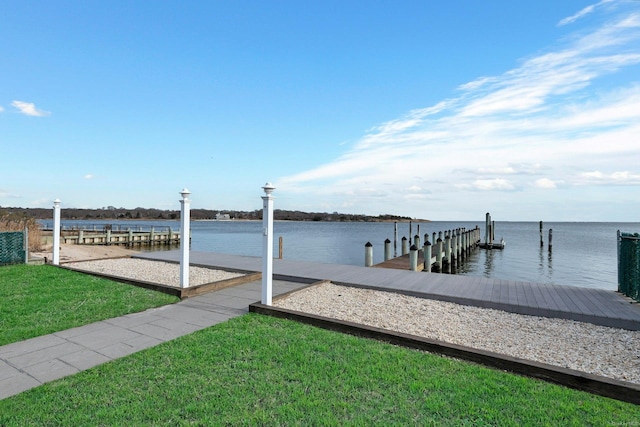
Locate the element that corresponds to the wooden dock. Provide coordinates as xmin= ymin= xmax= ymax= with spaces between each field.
xmin=43 ymin=229 xmax=182 ymax=247
xmin=137 ymin=250 xmax=640 ymax=331
xmin=372 ymin=227 xmax=481 ymax=272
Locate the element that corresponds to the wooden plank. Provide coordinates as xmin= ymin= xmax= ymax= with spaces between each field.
xmin=555 ymin=285 xmax=587 ymax=315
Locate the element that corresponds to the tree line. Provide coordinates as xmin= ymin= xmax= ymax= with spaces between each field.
xmin=0 ymin=206 xmax=415 ymax=222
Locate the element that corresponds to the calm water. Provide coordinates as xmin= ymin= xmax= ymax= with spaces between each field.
xmin=52 ymin=219 xmax=640 ymax=291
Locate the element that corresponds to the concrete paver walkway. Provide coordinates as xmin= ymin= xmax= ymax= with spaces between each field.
xmin=0 ymin=279 xmax=305 ymax=400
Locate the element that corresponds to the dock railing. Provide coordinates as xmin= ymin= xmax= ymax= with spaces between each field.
xmin=618 ymin=231 xmax=640 ymax=302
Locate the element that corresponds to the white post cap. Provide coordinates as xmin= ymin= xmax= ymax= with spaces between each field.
xmin=262 ymin=182 xmax=276 ymax=195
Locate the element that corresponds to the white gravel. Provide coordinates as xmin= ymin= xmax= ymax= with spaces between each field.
xmin=65 ymin=258 xmax=244 ymax=287
xmin=275 ymin=282 xmax=640 ymax=384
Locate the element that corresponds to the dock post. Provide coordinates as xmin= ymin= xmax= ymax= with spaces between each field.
xmin=279 ymin=236 xmax=283 ymax=259
xmin=179 ymin=188 xmax=191 ymax=289
xmin=78 ymin=229 xmax=84 ymax=245
xmin=261 ymin=183 xmax=275 ymax=305
xmin=485 ymin=213 xmax=490 ymax=246
xmin=548 ymin=229 xmax=553 ymax=252
xmin=365 ymin=242 xmax=373 ymax=267
xmin=432 ymin=232 xmax=437 ymax=250
xmin=384 ymin=238 xmax=392 ymax=261
xmin=401 ymin=236 xmax=409 ymax=255
xmin=423 ymin=240 xmax=432 ymax=272
xmin=492 ymin=220 xmax=495 ymax=242
xmin=106 ymin=229 xmax=111 ymax=246
xmin=540 ymin=221 xmax=544 ymax=247
xmin=444 ymin=233 xmax=451 ymax=273
xmin=128 ymin=229 xmax=133 ymax=246
xmin=451 ymin=230 xmax=458 ymax=267
xmin=394 ymin=222 xmax=398 ymax=257
xmin=435 ymin=237 xmax=443 ymax=273
xmin=413 ymin=234 xmax=420 ymax=249
xmin=52 ymin=199 xmax=61 ymax=265
xmin=409 ymin=244 xmax=418 ymax=271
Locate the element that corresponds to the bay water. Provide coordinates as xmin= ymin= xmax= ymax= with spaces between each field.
xmin=53 ymin=219 xmax=640 ymax=291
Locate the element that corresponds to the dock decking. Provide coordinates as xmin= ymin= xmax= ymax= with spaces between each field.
xmin=136 ymin=250 xmax=640 ymax=331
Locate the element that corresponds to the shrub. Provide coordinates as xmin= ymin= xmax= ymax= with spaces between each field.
xmin=0 ymin=211 xmax=43 ymax=251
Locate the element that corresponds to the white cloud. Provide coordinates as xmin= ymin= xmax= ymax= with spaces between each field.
xmin=577 ymin=170 xmax=640 ymax=185
xmin=84 ymin=174 xmax=95 ymax=180
xmin=0 ymin=105 xmax=4 ymax=113
xmin=465 ymin=179 xmax=516 ymax=191
xmin=558 ymin=0 xmax=614 ymax=26
xmin=277 ymin=6 xmax=640 ymax=219
xmin=0 ymin=189 xmax=19 ymax=198
xmin=534 ymin=178 xmax=558 ymax=189
xmin=11 ymin=100 xmax=50 ymax=117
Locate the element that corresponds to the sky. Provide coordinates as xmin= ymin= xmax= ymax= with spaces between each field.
xmin=1 ymin=0 xmax=640 ymax=221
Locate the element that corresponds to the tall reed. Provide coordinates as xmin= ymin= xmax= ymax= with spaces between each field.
xmin=0 ymin=212 xmax=43 ymax=251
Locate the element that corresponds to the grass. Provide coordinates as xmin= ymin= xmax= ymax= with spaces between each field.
xmin=0 ymin=264 xmax=179 ymax=346
xmin=1 ymin=314 xmax=637 ymax=425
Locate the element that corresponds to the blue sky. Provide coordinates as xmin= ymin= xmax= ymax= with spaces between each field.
xmin=1 ymin=1 xmax=639 ymax=221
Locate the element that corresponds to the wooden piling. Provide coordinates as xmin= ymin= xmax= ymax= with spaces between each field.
xmin=365 ymin=242 xmax=373 ymax=267
xmin=409 ymin=244 xmax=418 ymax=271
xmin=548 ymin=229 xmax=553 ymax=253
xmin=394 ymin=222 xmax=398 ymax=257
xmin=435 ymin=238 xmax=443 ymax=273
xmin=384 ymin=238 xmax=392 ymax=261
xmin=540 ymin=221 xmax=544 ymax=247
xmin=423 ymin=240 xmax=432 ymax=272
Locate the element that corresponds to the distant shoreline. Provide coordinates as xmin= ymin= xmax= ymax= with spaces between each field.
xmin=4 ymin=206 xmax=421 ymax=223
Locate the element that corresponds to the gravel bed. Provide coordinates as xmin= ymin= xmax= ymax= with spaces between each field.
xmin=275 ymin=282 xmax=640 ymax=384
xmin=65 ymin=258 xmax=244 ymax=287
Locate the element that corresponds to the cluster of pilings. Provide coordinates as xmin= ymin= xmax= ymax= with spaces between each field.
xmin=366 ymin=226 xmax=481 ymax=273
xmin=421 ymin=227 xmax=481 ymax=273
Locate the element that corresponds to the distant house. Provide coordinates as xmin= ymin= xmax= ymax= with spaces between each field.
xmin=216 ymin=213 xmax=231 ymax=221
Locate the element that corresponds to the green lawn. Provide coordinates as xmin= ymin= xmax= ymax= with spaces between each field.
xmin=1 ymin=314 xmax=637 ymax=426
xmin=0 ymin=264 xmax=179 ymax=346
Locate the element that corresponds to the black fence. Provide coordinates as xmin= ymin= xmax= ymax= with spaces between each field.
xmin=618 ymin=231 xmax=640 ymax=302
xmin=0 ymin=230 xmax=27 ymax=266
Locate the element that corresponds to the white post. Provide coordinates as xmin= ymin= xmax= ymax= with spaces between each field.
xmin=262 ymin=183 xmax=275 ymax=305
xmin=52 ymin=199 xmax=61 ymax=265
xmin=179 ymin=188 xmax=191 ymax=288
xmin=423 ymin=240 xmax=432 ymax=272
xmin=409 ymin=244 xmax=418 ymax=271
xmin=364 ymin=242 xmax=373 ymax=267
xmin=384 ymin=238 xmax=392 ymax=261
